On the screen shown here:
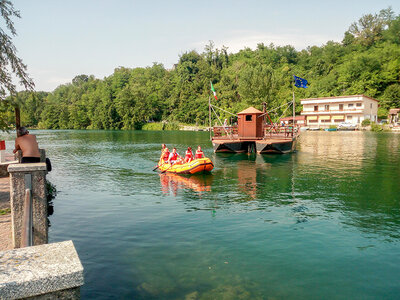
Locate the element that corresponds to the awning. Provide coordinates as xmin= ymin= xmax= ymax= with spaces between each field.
xmin=332 ymin=115 xmax=345 ymax=120
xmin=319 ymin=115 xmax=331 ymax=120
xmin=307 ymin=116 xmax=318 ymax=120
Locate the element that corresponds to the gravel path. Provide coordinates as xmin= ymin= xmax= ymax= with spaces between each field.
xmin=0 ymin=176 xmax=12 ymax=251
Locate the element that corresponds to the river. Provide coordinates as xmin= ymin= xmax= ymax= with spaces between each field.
xmin=3 ymin=130 xmax=400 ymax=299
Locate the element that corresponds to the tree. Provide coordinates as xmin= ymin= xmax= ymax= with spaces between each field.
xmin=0 ymin=0 xmax=34 ymax=130
xmin=348 ymin=7 xmax=395 ymax=46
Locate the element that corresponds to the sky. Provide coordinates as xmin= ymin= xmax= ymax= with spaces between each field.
xmin=8 ymin=0 xmax=400 ymax=91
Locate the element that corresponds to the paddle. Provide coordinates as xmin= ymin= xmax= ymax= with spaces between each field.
xmin=161 ymin=163 xmax=174 ymax=173
xmin=153 ymin=164 xmax=160 ymax=171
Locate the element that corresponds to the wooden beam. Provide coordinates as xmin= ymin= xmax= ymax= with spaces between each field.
xmin=15 ymin=106 xmax=21 ymax=132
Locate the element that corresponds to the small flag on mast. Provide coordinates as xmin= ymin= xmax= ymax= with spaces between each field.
xmin=210 ymin=81 xmax=218 ymax=100
xmin=293 ymin=75 xmax=308 ymax=88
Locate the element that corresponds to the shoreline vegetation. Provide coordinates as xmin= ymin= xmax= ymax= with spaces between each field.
xmin=1 ymin=8 xmax=399 ymax=132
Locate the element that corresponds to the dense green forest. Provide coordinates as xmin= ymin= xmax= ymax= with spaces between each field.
xmin=2 ymin=8 xmax=400 ymax=130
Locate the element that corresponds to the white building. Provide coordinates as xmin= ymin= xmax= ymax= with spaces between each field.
xmin=300 ymin=95 xmax=378 ymax=128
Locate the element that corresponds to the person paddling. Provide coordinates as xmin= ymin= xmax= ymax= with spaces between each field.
xmin=168 ymin=147 xmax=181 ymax=165
xmin=159 ymin=144 xmax=167 ymax=163
xmin=184 ymin=147 xmax=193 ymax=163
xmin=162 ymin=147 xmax=170 ymax=164
xmin=195 ymin=146 xmax=204 ymax=159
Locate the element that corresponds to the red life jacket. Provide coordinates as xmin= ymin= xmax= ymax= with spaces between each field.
xmin=163 ymin=151 xmax=170 ymax=161
xmin=170 ymin=152 xmax=178 ymax=161
xmin=185 ymin=150 xmax=193 ymax=159
xmin=195 ymin=151 xmax=203 ymax=159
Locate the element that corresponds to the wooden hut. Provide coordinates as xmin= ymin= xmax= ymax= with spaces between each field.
xmin=237 ymin=107 xmax=264 ymax=139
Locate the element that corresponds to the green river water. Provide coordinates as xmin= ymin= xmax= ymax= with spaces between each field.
xmin=2 ymin=130 xmax=400 ymax=299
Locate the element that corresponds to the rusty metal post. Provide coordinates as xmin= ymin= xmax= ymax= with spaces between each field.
xmin=21 ymin=174 xmax=33 ymax=247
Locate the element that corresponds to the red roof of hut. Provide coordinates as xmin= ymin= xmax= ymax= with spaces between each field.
xmin=237 ymin=107 xmax=263 ymax=115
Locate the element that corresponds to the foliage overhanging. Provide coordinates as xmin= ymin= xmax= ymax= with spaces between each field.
xmin=2 ymin=7 xmax=400 ymax=130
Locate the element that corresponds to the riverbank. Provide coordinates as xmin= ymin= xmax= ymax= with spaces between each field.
xmin=142 ymin=121 xmax=209 ymax=131
xmin=0 ymin=176 xmax=12 ymax=251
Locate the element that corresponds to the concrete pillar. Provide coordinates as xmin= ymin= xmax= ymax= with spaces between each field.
xmin=14 ymin=149 xmax=46 ymax=163
xmin=8 ymin=163 xmax=47 ymax=248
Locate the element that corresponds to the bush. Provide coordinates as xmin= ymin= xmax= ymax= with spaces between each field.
xmin=362 ymin=119 xmax=371 ymax=127
xmin=141 ymin=121 xmax=180 ymax=131
xmin=370 ymin=122 xmax=384 ymax=132
xmin=163 ymin=121 xmax=180 ymax=130
xmin=142 ymin=122 xmax=164 ymax=130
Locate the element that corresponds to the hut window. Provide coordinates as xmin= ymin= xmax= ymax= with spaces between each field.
xmin=245 ymin=115 xmax=252 ymax=121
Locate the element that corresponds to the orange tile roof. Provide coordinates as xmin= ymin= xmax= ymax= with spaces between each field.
xmin=389 ymin=108 xmax=400 ymax=114
xmin=237 ymin=107 xmax=263 ymax=114
xmin=300 ymin=94 xmax=379 ymax=102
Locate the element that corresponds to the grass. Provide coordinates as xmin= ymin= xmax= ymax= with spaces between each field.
xmin=141 ymin=121 xmax=181 ymax=131
xmin=0 ymin=208 xmax=11 ymax=215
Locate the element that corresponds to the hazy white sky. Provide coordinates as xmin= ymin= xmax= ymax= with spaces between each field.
xmin=10 ymin=0 xmax=400 ymax=91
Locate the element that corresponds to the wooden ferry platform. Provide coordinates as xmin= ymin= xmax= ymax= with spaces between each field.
xmin=211 ymin=107 xmax=298 ymax=154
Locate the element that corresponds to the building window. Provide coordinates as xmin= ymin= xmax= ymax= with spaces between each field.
xmin=356 ymin=103 xmax=362 ymax=107
xmin=348 ymin=103 xmax=354 ymax=108
xmin=245 ymin=115 xmax=252 ymax=121
xmin=314 ymin=106 xmax=318 ymax=111
xmin=347 ymin=116 xmax=352 ymax=120
xmin=370 ymin=103 xmax=373 ymax=109
xmin=334 ymin=119 xmax=345 ymax=122
xmin=308 ymin=119 xmax=318 ymax=123
xmin=324 ymin=105 xmax=329 ymax=111
xmin=339 ymin=104 xmax=343 ymax=111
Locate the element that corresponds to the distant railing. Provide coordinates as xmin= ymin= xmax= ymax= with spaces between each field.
xmin=213 ymin=126 xmax=237 ymax=138
xmin=21 ymin=174 xmax=32 ymax=247
xmin=264 ymin=125 xmax=297 ymax=138
xmin=212 ymin=125 xmax=298 ymax=139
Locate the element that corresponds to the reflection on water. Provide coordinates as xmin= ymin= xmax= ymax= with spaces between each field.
xmin=2 ymin=129 xmax=396 ymax=299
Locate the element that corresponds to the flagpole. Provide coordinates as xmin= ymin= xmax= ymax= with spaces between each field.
xmin=292 ymin=77 xmax=295 ymax=134
xmin=209 ymin=95 xmax=212 ymax=140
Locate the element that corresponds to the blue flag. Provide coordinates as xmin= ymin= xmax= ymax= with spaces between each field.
xmin=293 ymin=75 xmax=308 ymax=88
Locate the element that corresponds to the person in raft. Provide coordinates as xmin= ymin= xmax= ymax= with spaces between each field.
xmin=168 ymin=147 xmax=182 ymax=165
xmin=184 ymin=147 xmax=193 ymax=163
xmin=13 ymin=127 xmax=41 ymax=163
xmin=159 ymin=144 xmax=167 ymax=163
xmin=195 ymin=146 xmax=205 ymax=159
xmin=161 ymin=147 xmax=170 ymax=164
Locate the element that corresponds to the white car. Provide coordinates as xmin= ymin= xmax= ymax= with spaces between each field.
xmin=337 ymin=122 xmax=357 ymax=130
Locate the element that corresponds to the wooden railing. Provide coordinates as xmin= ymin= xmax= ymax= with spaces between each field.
xmin=213 ymin=125 xmax=298 ymax=139
xmin=264 ymin=125 xmax=297 ymax=138
xmin=213 ymin=126 xmax=238 ymax=137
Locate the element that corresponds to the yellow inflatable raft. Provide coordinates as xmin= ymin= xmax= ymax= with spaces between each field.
xmin=158 ymin=158 xmax=214 ymax=174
